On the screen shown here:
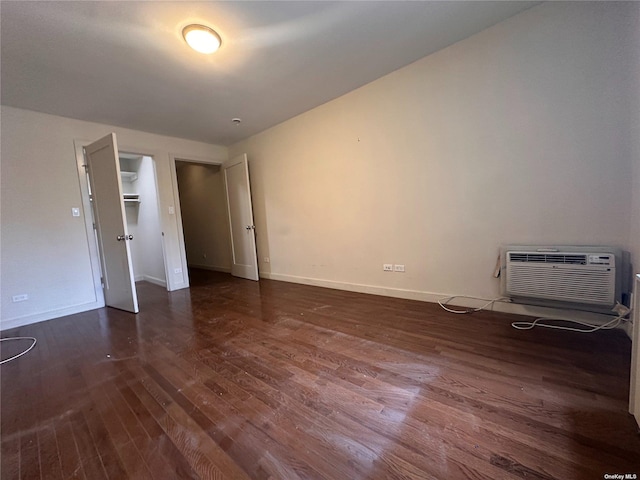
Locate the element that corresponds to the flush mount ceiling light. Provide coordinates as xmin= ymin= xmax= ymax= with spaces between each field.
xmin=182 ymin=24 xmax=221 ymax=54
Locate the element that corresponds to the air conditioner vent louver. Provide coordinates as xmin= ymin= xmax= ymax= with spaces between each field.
xmin=501 ymin=246 xmax=624 ymax=312
xmin=509 ymin=253 xmax=587 ymax=265
xmin=507 ymin=264 xmax=613 ymax=304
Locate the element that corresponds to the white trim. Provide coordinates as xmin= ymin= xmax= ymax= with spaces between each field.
xmin=170 ymin=152 xmax=223 ymax=166
xmin=133 ymin=274 xmax=168 ymax=287
xmin=119 ymin=147 xmax=171 ymax=290
xmin=137 ymin=275 xmax=167 ymax=287
xmin=74 ymin=139 xmax=106 ymax=309
xmin=0 ymin=301 xmax=103 ymax=331
xmin=168 ymin=153 xmax=191 ymax=289
xmin=260 ymin=272 xmax=624 ymax=327
xmin=188 ymin=264 xmax=232 ymax=274
xmin=168 ymin=152 xmax=227 ymax=290
xmin=262 ymin=272 xmax=446 ymax=302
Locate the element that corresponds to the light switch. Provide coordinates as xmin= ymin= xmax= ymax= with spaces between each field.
xmin=72 ymin=207 xmax=80 ymax=217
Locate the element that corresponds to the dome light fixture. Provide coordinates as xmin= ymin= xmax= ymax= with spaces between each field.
xmin=182 ymin=24 xmax=221 ymax=54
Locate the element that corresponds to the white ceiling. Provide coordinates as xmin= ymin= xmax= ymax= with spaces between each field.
xmin=1 ymin=1 xmax=539 ymax=146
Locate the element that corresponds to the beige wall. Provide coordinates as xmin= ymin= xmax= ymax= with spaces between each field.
xmin=230 ymin=2 xmax=639 ymax=314
xmin=1 ymin=106 xmax=227 ymax=329
xmin=175 ymin=162 xmax=232 ymax=272
xmin=629 ymin=6 xmax=640 ymax=278
xmin=626 ymin=3 xmax=640 ymax=420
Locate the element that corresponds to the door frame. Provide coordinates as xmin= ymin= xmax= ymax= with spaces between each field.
xmin=118 ymin=151 xmax=170 ymax=289
xmin=74 ymin=139 xmax=106 ymax=308
xmin=168 ymin=153 xmax=224 ymax=287
xmin=74 ymin=139 xmax=191 ymax=303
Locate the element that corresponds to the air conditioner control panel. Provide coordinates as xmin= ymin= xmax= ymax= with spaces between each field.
xmin=588 ymin=254 xmax=614 ymax=266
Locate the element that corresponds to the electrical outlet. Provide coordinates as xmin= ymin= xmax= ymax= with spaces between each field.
xmin=12 ymin=294 xmax=28 ymax=302
xmin=264 ymin=257 xmax=270 ymax=263
xmin=383 ymin=264 xmax=393 ymax=271
xmin=394 ymin=264 xmax=405 ymax=272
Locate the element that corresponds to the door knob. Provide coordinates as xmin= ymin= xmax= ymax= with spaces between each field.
xmin=117 ymin=235 xmax=125 ymax=241
xmin=246 ymin=225 xmax=255 ymax=230
xmin=126 ymin=234 xmax=133 ymax=240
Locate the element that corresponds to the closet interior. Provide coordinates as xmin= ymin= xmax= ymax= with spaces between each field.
xmin=119 ymin=154 xmax=166 ymax=287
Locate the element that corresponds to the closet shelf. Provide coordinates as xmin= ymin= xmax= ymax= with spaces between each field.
xmin=89 ymin=194 xmax=140 ymax=204
xmin=120 ymin=171 xmax=138 ymax=182
xmin=123 ymin=193 xmax=140 ymax=204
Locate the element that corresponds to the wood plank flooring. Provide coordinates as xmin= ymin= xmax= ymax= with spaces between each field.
xmin=2 ymin=269 xmax=639 ymax=479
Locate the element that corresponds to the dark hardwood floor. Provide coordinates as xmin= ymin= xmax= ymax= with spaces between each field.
xmin=2 ymin=269 xmax=639 ymax=479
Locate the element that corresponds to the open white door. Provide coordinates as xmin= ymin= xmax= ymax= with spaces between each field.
xmin=84 ymin=134 xmax=139 ymax=313
xmin=223 ymin=154 xmax=259 ymax=281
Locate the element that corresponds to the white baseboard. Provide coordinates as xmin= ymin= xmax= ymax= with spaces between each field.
xmin=260 ymin=272 xmax=624 ymax=328
xmin=188 ymin=263 xmax=231 ymax=274
xmin=0 ymin=300 xmax=104 ymax=331
xmin=139 ymin=275 xmax=167 ymax=288
xmin=3 ymin=272 xmax=625 ymax=333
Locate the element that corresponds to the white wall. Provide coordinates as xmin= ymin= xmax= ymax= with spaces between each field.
xmin=230 ymin=2 xmax=639 ymax=315
xmin=1 ymin=106 xmax=227 ymax=330
xmin=175 ymin=162 xmax=232 ymax=272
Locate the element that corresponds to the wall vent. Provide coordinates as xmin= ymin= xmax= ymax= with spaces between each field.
xmin=500 ymin=245 xmax=627 ymax=312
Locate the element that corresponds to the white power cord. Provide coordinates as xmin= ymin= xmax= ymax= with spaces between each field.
xmin=437 ymin=295 xmax=509 ymax=314
xmin=437 ymin=295 xmax=631 ymax=334
xmin=0 ymin=337 xmax=37 ymax=365
xmin=511 ymin=314 xmax=627 ymax=333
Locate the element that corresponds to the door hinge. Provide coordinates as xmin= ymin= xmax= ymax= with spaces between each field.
xmin=93 ymin=222 xmax=97 ymax=230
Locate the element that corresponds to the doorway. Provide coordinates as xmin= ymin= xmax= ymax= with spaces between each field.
xmin=76 ymin=135 xmax=257 ymax=315
xmin=174 ymin=161 xmax=232 ymax=275
xmin=119 ymin=153 xmax=167 ymax=287
xmin=75 ymin=135 xmax=171 ymax=313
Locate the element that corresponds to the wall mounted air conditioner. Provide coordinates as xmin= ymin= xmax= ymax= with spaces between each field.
xmin=500 ymin=245 xmax=629 ymax=314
